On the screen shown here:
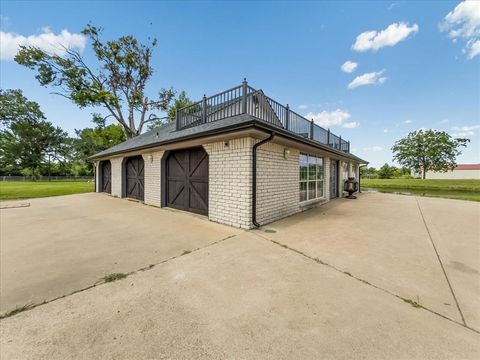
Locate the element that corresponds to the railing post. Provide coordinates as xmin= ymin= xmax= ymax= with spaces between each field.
xmin=242 ymin=78 xmax=247 ymax=114
xmin=285 ymin=104 xmax=290 ymax=130
xmin=339 ymin=135 xmax=342 ymax=150
xmin=175 ymin=107 xmax=179 ymax=130
xmin=327 ymin=128 xmax=330 ymax=146
xmin=310 ymin=119 xmax=314 ymax=140
xmin=347 ymin=141 xmax=350 ymax=153
xmin=202 ymin=94 xmax=207 ymax=123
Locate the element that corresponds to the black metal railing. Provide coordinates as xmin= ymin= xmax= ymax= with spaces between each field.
xmin=176 ymin=80 xmax=350 ymax=153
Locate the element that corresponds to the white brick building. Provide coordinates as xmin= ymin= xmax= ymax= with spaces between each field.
xmin=91 ymin=81 xmax=366 ymax=229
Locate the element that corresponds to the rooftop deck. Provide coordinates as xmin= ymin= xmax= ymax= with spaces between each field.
xmin=176 ymin=80 xmax=351 ymax=153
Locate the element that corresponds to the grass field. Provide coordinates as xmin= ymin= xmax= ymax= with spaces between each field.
xmin=0 ymin=181 xmax=94 ymax=200
xmin=361 ymin=179 xmax=480 ymax=202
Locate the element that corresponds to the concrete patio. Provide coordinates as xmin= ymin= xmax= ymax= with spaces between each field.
xmin=0 ymin=192 xmax=479 ymax=359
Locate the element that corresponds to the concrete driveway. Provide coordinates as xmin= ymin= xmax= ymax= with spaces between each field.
xmin=1 ymin=192 xmax=479 ymax=359
xmin=261 ymin=193 xmax=480 ymax=332
xmin=0 ymin=193 xmax=240 ymax=313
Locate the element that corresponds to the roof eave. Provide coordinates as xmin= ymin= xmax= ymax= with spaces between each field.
xmin=89 ymin=118 xmax=368 ymax=164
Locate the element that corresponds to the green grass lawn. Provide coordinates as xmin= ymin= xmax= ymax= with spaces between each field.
xmin=361 ymin=179 xmax=480 ymax=202
xmin=0 ymin=181 xmax=94 ymax=200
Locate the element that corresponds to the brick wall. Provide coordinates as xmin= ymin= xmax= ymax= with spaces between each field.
xmin=110 ymin=156 xmax=123 ymax=197
xmin=204 ymin=138 xmax=254 ymax=229
xmin=142 ymin=151 xmax=164 ymax=207
xmin=256 ymin=142 xmax=300 ymax=225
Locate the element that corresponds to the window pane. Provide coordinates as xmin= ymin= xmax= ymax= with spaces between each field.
xmin=300 ymin=153 xmax=308 ymax=165
xmin=308 ymin=163 xmax=316 ymax=180
xmin=300 ymin=182 xmax=307 ymax=202
xmin=316 ymin=158 xmax=324 ymax=180
xmin=308 ymin=181 xmax=316 ymax=200
xmin=300 ymin=164 xmax=308 ymax=181
xmin=317 ymin=180 xmax=324 ymax=198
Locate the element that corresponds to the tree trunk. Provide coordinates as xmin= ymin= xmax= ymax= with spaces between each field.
xmin=422 ymin=169 xmax=426 ymax=179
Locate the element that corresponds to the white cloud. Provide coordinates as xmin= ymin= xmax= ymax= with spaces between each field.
xmin=348 ymin=70 xmax=387 ymax=89
xmin=362 ymin=146 xmax=384 ymax=152
xmin=452 ymin=131 xmax=474 ymax=137
xmin=352 ymin=22 xmax=419 ymax=52
xmin=468 ymin=39 xmax=480 ymax=59
xmin=0 ymin=28 xmax=86 ymax=61
xmin=298 ymin=104 xmax=308 ymax=110
xmin=304 ymin=109 xmax=360 ymax=128
xmin=452 ymin=125 xmax=480 ymax=131
xmin=341 ymin=60 xmax=358 ymax=73
xmin=404 ymin=119 xmax=412 ymax=124
xmin=440 ymin=118 xmax=449 ymax=124
xmin=451 ymin=124 xmax=480 ymax=138
xmin=343 ymin=121 xmax=360 ymax=128
xmin=383 ymin=129 xmax=389 ymax=133
xmin=440 ymin=1 xmax=480 ymax=59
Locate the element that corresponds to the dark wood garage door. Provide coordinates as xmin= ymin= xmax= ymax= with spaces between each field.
xmin=125 ymin=156 xmax=144 ymax=201
xmin=166 ymin=147 xmax=208 ymax=215
xmin=100 ymin=160 xmax=111 ymax=193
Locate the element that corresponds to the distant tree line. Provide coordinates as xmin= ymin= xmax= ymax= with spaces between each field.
xmin=360 ymin=164 xmax=411 ymax=179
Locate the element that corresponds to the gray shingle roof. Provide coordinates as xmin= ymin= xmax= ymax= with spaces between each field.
xmin=90 ymin=114 xmax=367 ymax=163
xmin=90 ymin=114 xmax=255 ymax=159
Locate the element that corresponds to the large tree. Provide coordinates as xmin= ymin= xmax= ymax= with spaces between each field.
xmin=15 ymin=24 xmax=175 ymax=139
xmin=0 ymin=89 xmax=70 ymax=176
xmin=73 ymin=114 xmax=126 ymax=174
xmin=147 ymin=91 xmax=193 ymax=130
xmin=392 ymin=129 xmax=469 ymax=179
xmin=0 ymin=89 xmax=45 ymax=125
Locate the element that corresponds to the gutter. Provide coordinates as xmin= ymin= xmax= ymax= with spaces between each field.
xmin=89 ymin=118 xmax=367 ymax=164
xmin=252 ymin=132 xmax=275 ymax=228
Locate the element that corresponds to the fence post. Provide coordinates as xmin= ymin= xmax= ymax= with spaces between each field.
xmin=347 ymin=141 xmax=350 ymax=153
xmin=202 ymin=94 xmax=207 ymax=123
xmin=310 ymin=119 xmax=314 ymax=140
xmin=339 ymin=135 xmax=342 ymax=150
xmin=242 ymin=78 xmax=247 ymax=114
xmin=285 ymin=104 xmax=290 ymax=130
xmin=327 ymin=129 xmax=330 ymax=146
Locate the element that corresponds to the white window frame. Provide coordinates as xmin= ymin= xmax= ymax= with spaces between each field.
xmin=299 ymin=153 xmax=325 ymax=203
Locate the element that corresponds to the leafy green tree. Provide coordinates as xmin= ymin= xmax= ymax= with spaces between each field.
xmin=378 ymin=163 xmax=394 ymax=179
xmin=147 ymin=91 xmax=193 ymax=130
xmin=0 ymin=89 xmax=71 ymax=176
xmin=392 ymin=130 xmax=469 ymax=179
xmin=360 ymin=166 xmax=378 ymax=179
xmin=73 ymin=114 xmax=126 ymax=174
xmin=0 ymin=89 xmax=45 ymax=125
xmin=392 ymin=167 xmax=411 ymax=178
xmin=0 ymin=118 xmax=70 ymax=177
xmin=15 ymin=24 xmax=175 ymax=139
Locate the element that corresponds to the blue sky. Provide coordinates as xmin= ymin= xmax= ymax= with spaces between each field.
xmin=1 ymin=0 xmax=479 ymax=168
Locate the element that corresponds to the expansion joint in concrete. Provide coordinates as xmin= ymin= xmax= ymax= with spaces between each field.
xmin=415 ymin=197 xmax=467 ymax=327
xmin=251 ymin=229 xmax=479 ymax=335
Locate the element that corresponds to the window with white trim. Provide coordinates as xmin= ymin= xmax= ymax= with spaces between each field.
xmin=299 ymin=153 xmax=324 ymax=202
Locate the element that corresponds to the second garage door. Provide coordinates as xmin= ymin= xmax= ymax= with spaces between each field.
xmin=166 ymin=147 xmax=208 ymax=215
xmin=125 ymin=155 xmax=145 ymax=201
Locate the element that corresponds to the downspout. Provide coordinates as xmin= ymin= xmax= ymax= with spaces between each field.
xmin=358 ymin=164 xmax=367 ymax=193
xmin=252 ymin=132 xmax=275 ymax=228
